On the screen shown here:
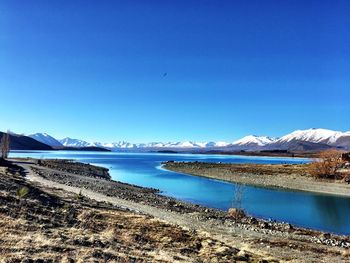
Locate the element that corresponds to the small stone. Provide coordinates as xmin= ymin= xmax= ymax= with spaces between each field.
xmin=285 ymin=223 xmax=293 ymax=230
xmin=321 ymin=233 xmax=331 ymax=239
xmin=259 ymin=222 xmax=269 ymax=229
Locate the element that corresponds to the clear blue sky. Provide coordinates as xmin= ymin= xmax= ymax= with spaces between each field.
xmin=0 ymin=0 xmax=349 ymax=142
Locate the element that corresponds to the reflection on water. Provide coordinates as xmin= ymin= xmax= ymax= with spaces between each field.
xmin=9 ymin=150 xmax=350 ymax=235
xmin=313 ymin=195 xmax=350 ymax=229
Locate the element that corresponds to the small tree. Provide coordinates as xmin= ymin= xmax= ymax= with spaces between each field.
xmin=227 ymin=183 xmax=246 ymax=220
xmin=232 ymin=183 xmax=245 ymax=210
xmin=308 ymin=149 xmax=344 ymax=179
xmin=0 ymin=132 xmax=10 ymax=160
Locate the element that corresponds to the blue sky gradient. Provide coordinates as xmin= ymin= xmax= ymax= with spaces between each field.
xmin=0 ymin=0 xmax=349 ymax=142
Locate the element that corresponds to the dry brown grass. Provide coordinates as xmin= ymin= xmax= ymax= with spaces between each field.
xmin=0 ymin=167 xmax=269 ymax=263
xmin=1 ymin=206 xmax=268 ymax=262
xmin=165 ymin=161 xmax=310 ymax=177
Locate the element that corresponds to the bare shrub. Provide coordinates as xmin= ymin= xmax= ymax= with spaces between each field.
xmin=308 ymin=150 xmax=344 ymax=179
xmin=232 ymin=183 xmax=245 ymax=210
xmin=227 ymin=208 xmax=245 ymax=220
xmin=0 ymin=132 xmax=10 ymax=159
xmin=228 ymin=183 xmax=246 ymax=220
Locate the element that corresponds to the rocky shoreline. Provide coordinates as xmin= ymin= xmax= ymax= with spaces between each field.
xmin=162 ymin=161 xmax=350 ymax=197
xmin=2 ymin=160 xmax=269 ymax=262
xmin=35 ymin=159 xmax=112 ymax=180
xmin=25 ymin=159 xmax=350 ymax=247
xmin=5 ymin=158 xmax=350 ymax=262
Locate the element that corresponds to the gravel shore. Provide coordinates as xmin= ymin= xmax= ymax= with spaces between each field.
xmin=162 ymin=161 xmax=350 ymax=197
xmin=2 ymin=160 xmax=269 ymax=262
xmin=7 ymin=158 xmax=350 ymax=262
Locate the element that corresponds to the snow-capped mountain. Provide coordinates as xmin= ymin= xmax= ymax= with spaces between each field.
xmin=59 ymin=137 xmax=91 ymax=147
xmin=56 ymin=139 xmax=231 ymax=150
xmin=333 ymin=132 xmax=350 ymax=149
xmin=276 ymin=128 xmax=345 ymax=145
xmin=140 ymin=141 xmax=231 ymax=148
xmin=93 ymin=141 xmax=138 ymax=149
xmin=232 ymin=135 xmax=276 ymax=147
xmin=29 ymin=133 xmax=63 ymax=147
xmin=30 ymin=128 xmax=350 ymax=151
xmin=162 ymin=141 xmax=208 ymax=148
xmin=202 ymin=141 xmax=230 ymax=147
xmin=230 ymin=129 xmax=350 ymax=151
xmin=266 ymin=128 xmax=350 ymax=151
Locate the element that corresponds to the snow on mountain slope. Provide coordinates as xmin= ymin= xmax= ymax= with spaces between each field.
xmin=31 ymin=128 xmax=350 ymax=151
xmin=144 ymin=142 xmax=166 ymax=148
xmin=333 ymin=133 xmax=350 ymax=149
xmin=213 ymin=141 xmax=230 ymax=147
xmin=29 ymin=133 xmax=63 ymax=147
xmin=89 ymin=141 xmax=139 ymax=149
xmin=198 ymin=141 xmax=230 ymax=147
xmin=276 ymin=128 xmax=345 ymax=145
xmin=94 ymin=141 xmax=231 ymax=149
xmin=59 ymin=137 xmax=91 ymax=147
xmin=108 ymin=141 xmax=137 ymax=148
xmin=173 ymin=141 xmax=197 ymax=148
xmin=233 ymin=135 xmax=276 ymax=146
xmin=149 ymin=141 xmax=231 ymax=148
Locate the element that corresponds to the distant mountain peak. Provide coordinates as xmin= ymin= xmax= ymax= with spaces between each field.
xmin=233 ymin=135 xmax=276 ymax=146
xmin=276 ymin=128 xmax=344 ymax=144
xmin=59 ymin=137 xmax=90 ymax=147
xmin=29 ymin=133 xmax=63 ymax=147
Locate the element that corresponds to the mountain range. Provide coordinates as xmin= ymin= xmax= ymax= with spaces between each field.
xmin=27 ymin=128 xmax=350 ymax=152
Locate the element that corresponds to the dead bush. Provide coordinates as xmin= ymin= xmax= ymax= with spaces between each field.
xmin=227 ymin=208 xmax=246 ymax=220
xmin=308 ymin=150 xmax=344 ymax=179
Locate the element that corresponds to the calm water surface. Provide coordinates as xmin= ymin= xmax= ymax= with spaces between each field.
xmin=10 ymin=150 xmax=350 ymax=235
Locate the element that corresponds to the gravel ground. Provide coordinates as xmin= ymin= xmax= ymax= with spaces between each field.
xmin=10 ymin=158 xmax=350 ymax=262
xmin=1 ymin=161 xmax=272 ymax=262
xmin=163 ymin=161 xmax=350 ymax=197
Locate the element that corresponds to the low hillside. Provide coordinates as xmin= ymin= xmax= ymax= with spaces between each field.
xmin=0 ymin=132 xmax=52 ymax=150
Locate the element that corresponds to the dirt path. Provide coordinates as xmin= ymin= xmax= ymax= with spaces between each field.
xmin=15 ymin=161 xmax=350 ymax=262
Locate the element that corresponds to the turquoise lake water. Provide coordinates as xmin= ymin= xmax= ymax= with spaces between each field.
xmin=10 ymin=150 xmax=350 ymax=235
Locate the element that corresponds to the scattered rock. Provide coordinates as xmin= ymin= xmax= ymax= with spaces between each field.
xmin=321 ymin=233 xmax=331 ymax=239
xmin=226 ymin=208 xmax=246 ymax=220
